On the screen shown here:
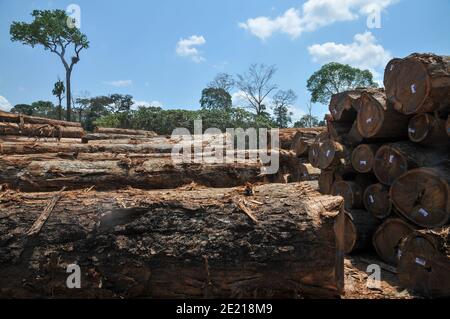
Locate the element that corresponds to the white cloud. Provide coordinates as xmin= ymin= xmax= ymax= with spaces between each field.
xmin=176 ymin=35 xmax=206 ymax=63
xmin=239 ymin=0 xmax=396 ymax=40
xmin=0 ymin=96 xmax=12 ymax=111
xmin=105 ymin=80 xmax=133 ymax=87
xmin=132 ymin=100 xmax=163 ymax=110
xmin=308 ymin=31 xmax=392 ymax=77
xmin=231 ymin=91 xmax=249 ymax=107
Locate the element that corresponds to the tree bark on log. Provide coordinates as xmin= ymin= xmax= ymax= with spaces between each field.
xmin=94 ymin=127 xmax=157 ymax=137
xmin=0 ymin=123 xmax=84 ymax=139
xmin=373 ymin=218 xmax=416 ymax=266
xmin=0 ymin=154 xmax=266 ymax=192
xmin=351 ymin=144 xmax=380 ymax=173
xmin=0 ymin=183 xmax=345 ymax=298
xmin=357 ymin=90 xmax=410 ymax=139
xmin=0 ymin=110 xmax=81 ymax=127
xmin=384 ymin=54 xmax=450 ymax=115
xmin=373 ymin=142 xmax=448 ymax=185
xmin=408 ymin=113 xmax=449 ymax=146
xmin=339 ymin=210 xmax=379 ymax=254
xmin=290 ymin=127 xmax=326 ymax=157
xmin=308 ymin=132 xmax=329 ymax=168
xmin=390 ymin=162 xmax=450 ymax=228
xmin=363 ymin=183 xmax=392 ymax=219
xmin=398 ymin=227 xmax=450 ymax=298
xmin=329 ymin=90 xmax=361 ymax=122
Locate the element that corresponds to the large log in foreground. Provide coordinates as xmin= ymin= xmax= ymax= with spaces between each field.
xmin=0 ymin=154 xmax=266 ymax=192
xmin=384 ymin=53 xmax=450 ymax=115
xmin=398 ymin=227 xmax=450 ymax=298
xmin=373 ymin=218 xmax=416 ymax=266
xmin=0 ymin=110 xmax=82 ymax=127
xmin=94 ymin=127 xmax=157 ymax=137
xmin=0 ymin=183 xmax=345 ymax=298
xmin=0 ymin=122 xmax=84 ymax=139
xmin=373 ymin=142 xmax=447 ymax=185
xmin=390 ymin=163 xmax=450 ymax=228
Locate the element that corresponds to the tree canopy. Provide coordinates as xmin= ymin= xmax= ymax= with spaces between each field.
xmin=200 ymin=88 xmax=232 ymax=111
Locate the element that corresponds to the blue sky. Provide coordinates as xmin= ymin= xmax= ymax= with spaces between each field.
xmin=0 ymin=0 xmax=449 ymax=121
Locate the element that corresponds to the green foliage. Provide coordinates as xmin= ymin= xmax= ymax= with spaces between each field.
xmin=272 ymin=89 xmax=296 ymax=128
xmin=307 ymin=62 xmax=377 ymax=104
xmin=11 ymin=101 xmax=58 ymax=118
xmin=293 ymin=114 xmax=323 ymax=128
xmin=200 ymin=88 xmax=232 ymax=111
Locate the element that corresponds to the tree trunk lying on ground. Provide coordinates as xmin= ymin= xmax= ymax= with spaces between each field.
xmin=373 ymin=218 xmax=416 ymax=266
xmin=351 ymin=144 xmax=380 ymax=174
xmin=339 ymin=210 xmax=379 ymax=254
xmin=363 ymin=183 xmax=392 ymax=219
xmin=356 ymin=90 xmax=410 ymax=140
xmin=0 ymin=136 xmax=81 ymax=143
xmin=408 ymin=113 xmax=449 ymax=146
xmin=390 ymin=162 xmax=450 ymax=228
xmin=0 ymin=183 xmax=345 ymax=299
xmin=0 ymin=122 xmax=84 ymax=139
xmin=384 ymin=53 xmax=450 ymax=115
xmin=308 ymin=132 xmax=328 ymax=168
xmin=398 ymin=227 xmax=450 ymax=298
xmin=317 ymin=139 xmax=351 ymax=170
xmin=290 ymin=127 xmax=327 ymax=157
xmin=373 ymin=142 xmax=448 ymax=185
xmin=328 ymin=90 xmax=363 ymax=122
xmin=94 ymin=127 xmax=157 ymax=137
xmin=0 ymin=110 xmax=81 ymax=127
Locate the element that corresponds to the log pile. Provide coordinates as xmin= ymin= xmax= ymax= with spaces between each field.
xmin=312 ymin=53 xmax=450 ymax=298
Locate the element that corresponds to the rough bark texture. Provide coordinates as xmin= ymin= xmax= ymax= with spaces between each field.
xmin=0 ymin=123 xmax=84 ymax=139
xmin=390 ymin=162 xmax=450 ymax=228
xmin=373 ymin=142 xmax=448 ymax=185
xmin=363 ymin=183 xmax=392 ymax=219
xmin=308 ymin=132 xmax=329 ymax=168
xmin=398 ymin=227 xmax=450 ymax=298
xmin=384 ymin=53 xmax=450 ymax=115
xmin=0 ymin=111 xmax=81 ymax=127
xmin=94 ymin=127 xmax=157 ymax=137
xmin=373 ymin=218 xmax=416 ymax=266
xmin=408 ymin=113 xmax=449 ymax=146
xmin=339 ymin=210 xmax=379 ymax=254
xmin=0 ymin=183 xmax=345 ymax=299
xmin=351 ymin=144 xmax=380 ymax=174
xmin=290 ymin=127 xmax=327 ymax=157
xmin=357 ymin=90 xmax=410 ymax=139
xmin=329 ymin=90 xmax=362 ymax=122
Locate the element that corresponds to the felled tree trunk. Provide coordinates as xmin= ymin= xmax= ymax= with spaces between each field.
xmin=390 ymin=162 xmax=450 ymax=228
xmin=373 ymin=218 xmax=416 ymax=266
xmin=94 ymin=127 xmax=157 ymax=137
xmin=331 ymin=175 xmax=374 ymax=211
xmin=373 ymin=142 xmax=448 ymax=185
xmin=329 ymin=90 xmax=363 ymax=122
xmin=398 ymin=227 xmax=450 ymax=298
xmin=318 ymin=139 xmax=351 ymax=170
xmin=384 ymin=54 xmax=450 ymax=115
xmin=356 ymin=90 xmax=410 ymax=139
xmin=0 ymin=123 xmax=84 ymax=139
xmin=0 ymin=110 xmax=81 ymax=127
xmin=408 ymin=113 xmax=449 ymax=146
xmin=0 ymin=154 xmax=265 ymax=192
xmin=339 ymin=210 xmax=379 ymax=254
xmin=290 ymin=127 xmax=326 ymax=157
xmin=363 ymin=183 xmax=392 ymax=219
xmin=0 ymin=183 xmax=345 ymax=299
xmin=308 ymin=132 xmax=329 ymax=168
xmin=351 ymin=144 xmax=380 ymax=174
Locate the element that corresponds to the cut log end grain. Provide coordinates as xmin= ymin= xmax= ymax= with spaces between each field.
xmin=408 ymin=113 xmax=449 ymax=145
xmin=318 ymin=139 xmax=348 ymax=170
xmin=0 ymin=183 xmax=345 ymax=298
xmin=398 ymin=228 xmax=450 ymax=298
xmin=363 ymin=183 xmax=392 ymax=219
xmin=338 ymin=210 xmax=379 ymax=254
xmin=332 ymin=181 xmax=364 ymax=210
xmin=390 ymin=164 xmax=450 ymax=229
xmin=351 ymin=144 xmax=379 ymax=173
xmin=373 ymin=219 xmax=416 ymax=266
xmin=385 ymin=54 xmax=450 ymax=115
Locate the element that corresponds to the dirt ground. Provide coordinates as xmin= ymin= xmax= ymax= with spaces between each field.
xmin=343 ymin=253 xmax=417 ymax=299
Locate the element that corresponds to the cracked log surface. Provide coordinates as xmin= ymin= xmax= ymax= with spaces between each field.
xmin=0 ymin=182 xmax=344 ymax=299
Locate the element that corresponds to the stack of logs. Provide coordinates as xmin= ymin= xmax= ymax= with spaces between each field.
xmin=0 ymin=115 xmax=346 ymax=298
xmin=310 ymin=53 xmax=450 ymax=298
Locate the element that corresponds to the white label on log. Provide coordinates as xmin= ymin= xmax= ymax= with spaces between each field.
xmin=326 ymin=150 xmax=331 ymax=157
xmin=366 ymin=118 xmax=373 ymax=124
xmin=408 ymin=128 xmax=416 ymax=134
xmin=415 ymin=257 xmax=427 ymax=267
xmin=389 ymin=155 xmax=395 ymax=163
xmin=419 ymin=208 xmax=429 ymax=217
xmin=397 ymin=249 xmax=402 ymax=259
xmin=411 ymin=84 xmax=416 ymax=94
xmin=390 ymin=65 xmax=395 ymax=71
xmin=369 ymin=195 xmax=375 ymax=204
xmin=360 ymin=160 xmax=367 ymax=166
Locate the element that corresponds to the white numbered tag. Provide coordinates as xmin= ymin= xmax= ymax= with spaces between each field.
xmin=369 ymin=195 xmax=375 ymax=204
xmin=411 ymin=84 xmax=416 ymax=94
xmin=415 ymin=257 xmax=426 ymax=267
xmin=419 ymin=208 xmax=429 ymax=217
xmin=389 ymin=155 xmax=394 ymax=163
xmin=360 ymin=160 xmax=367 ymax=166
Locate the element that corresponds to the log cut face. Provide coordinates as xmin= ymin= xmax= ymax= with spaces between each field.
xmin=398 ymin=228 xmax=450 ymax=298
xmin=390 ymin=165 xmax=450 ymax=228
xmin=373 ymin=219 xmax=416 ymax=266
xmin=340 ymin=210 xmax=379 ymax=254
xmin=0 ymin=183 xmax=345 ymax=299
xmin=351 ymin=144 xmax=379 ymax=174
xmin=363 ymin=184 xmax=392 ymax=219
xmin=408 ymin=113 xmax=449 ymax=146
